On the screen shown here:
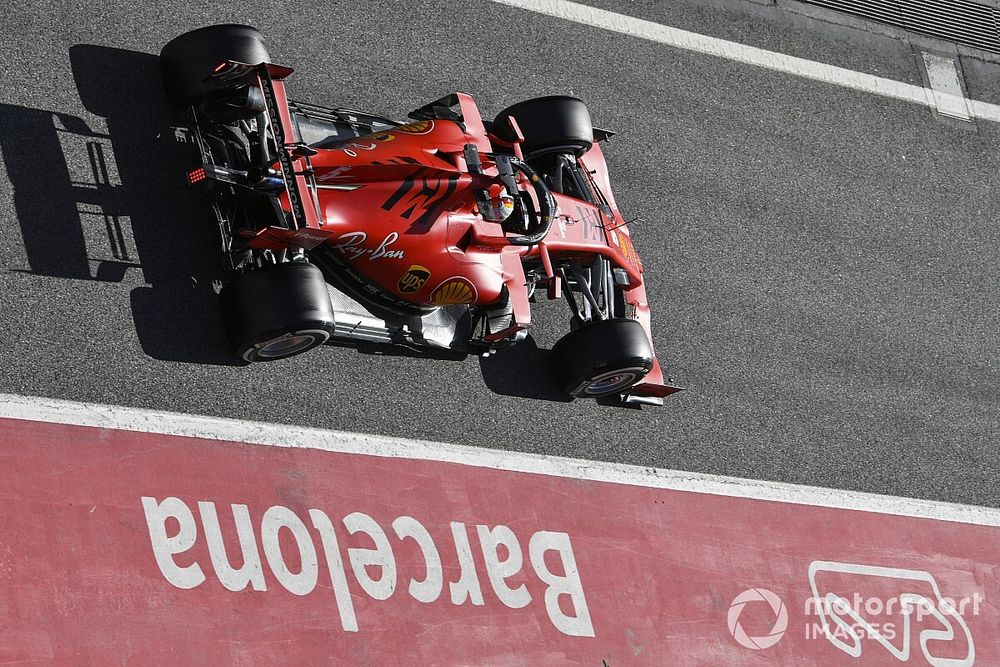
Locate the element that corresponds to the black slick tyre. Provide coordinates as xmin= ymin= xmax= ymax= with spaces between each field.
xmin=493 ymin=96 xmax=594 ymax=158
xmin=550 ymin=318 xmax=654 ymax=397
xmin=220 ymin=262 xmax=335 ymax=363
xmin=160 ymin=24 xmax=270 ymax=110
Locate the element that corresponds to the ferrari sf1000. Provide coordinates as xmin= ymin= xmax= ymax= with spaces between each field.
xmin=160 ymin=24 xmax=680 ymax=405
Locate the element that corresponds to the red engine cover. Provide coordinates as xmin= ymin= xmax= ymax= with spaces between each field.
xmin=300 ymin=111 xmax=507 ymax=308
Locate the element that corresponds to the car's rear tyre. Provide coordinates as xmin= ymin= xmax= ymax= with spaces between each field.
xmin=550 ymin=318 xmax=654 ymax=397
xmin=493 ymin=96 xmax=594 ymax=158
xmin=220 ymin=262 xmax=336 ymax=363
xmin=160 ymin=24 xmax=270 ymax=111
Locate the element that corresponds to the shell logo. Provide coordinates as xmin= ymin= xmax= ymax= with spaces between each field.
xmin=430 ymin=278 xmax=477 ymax=305
xmin=393 ymin=120 xmax=434 ymax=135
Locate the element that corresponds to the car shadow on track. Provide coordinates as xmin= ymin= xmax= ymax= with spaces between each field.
xmin=67 ymin=44 xmax=241 ymax=366
xmin=0 ymin=46 xmax=238 ymax=365
xmin=0 ymin=104 xmax=134 ymax=281
xmin=478 ymin=335 xmax=572 ymax=403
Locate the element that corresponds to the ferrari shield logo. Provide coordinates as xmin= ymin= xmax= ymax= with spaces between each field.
xmin=397 ymin=265 xmax=431 ymax=293
xmin=430 ymin=277 xmax=477 ymax=305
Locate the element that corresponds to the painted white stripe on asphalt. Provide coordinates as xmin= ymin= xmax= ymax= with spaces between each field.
xmin=1 ymin=393 xmax=998 ymax=527
xmin=489 ymin=0 xmax=1000 ymax=123
xmin=922 ymin=52 xmax=971 ymax=120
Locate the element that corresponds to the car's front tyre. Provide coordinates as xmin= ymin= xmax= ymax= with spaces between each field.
xmin=550 ymin=318 xmax=654 ymax=397
xmin=493 ymin=95 xmax=594 ymax=158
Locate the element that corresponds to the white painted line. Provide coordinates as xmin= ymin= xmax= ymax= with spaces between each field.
xmin=923 ymin=52 xmax=972 ymax=120
xmin=2 ymin=393 xmax=999 ymax=527
xmin=489 ymin=0 xmax=1000 ymax=122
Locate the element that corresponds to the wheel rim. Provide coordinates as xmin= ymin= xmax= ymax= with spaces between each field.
xmin=250 ymin=330 xmax=329 ymax=361
xmin=582 ymin=368 xmax=645 ymax=396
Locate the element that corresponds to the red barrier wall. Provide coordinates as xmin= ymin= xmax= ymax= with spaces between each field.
xmin=1 ymin=416 xmax=996 ymax=665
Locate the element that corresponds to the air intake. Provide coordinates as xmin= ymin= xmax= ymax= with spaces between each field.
xmin=800 ymin=0 xmax=1000 ymax=53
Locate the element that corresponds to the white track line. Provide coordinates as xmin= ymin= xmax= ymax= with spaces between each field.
xmin=489 ymin=0 xmax=1000 ymax=123
xmin=1 ymin=393 xmax=999 ymax=527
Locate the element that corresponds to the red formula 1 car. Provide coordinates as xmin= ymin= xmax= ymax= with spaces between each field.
xmin=160 ymin=25 xmax=679 ymax=405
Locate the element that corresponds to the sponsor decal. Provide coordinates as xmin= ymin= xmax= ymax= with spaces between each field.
xmin=290 ymin=229 xmax=330 ymax=243
xmin=606 ymin=224 xmax=640 ymax=271
xmin=620 ymin=233 xmax=642 ymax=270
xmin=333 ymin=231 xmax=405 ymax=261
xmin=576 ymin=204 xmax=604 ymax=242
xmin=430 ymin=277 xmax=477 ymax=306
xmin=258 ymin=70 xmax=307 ymax=228
xmin=338 ymin=131 xmax=397 ymax=157
xmin=339 ymin=142 xmax=378 ymax=158
xmin=317 ymin=165 xmax=354 ymax=182
xmin=370 ymin=232 xmax=405 ymax=260
xmin=615 ymin=233 xmax=628 ymax=258
xmin=332 ymin=231 xmax=367 ymax=259
xmin=381 ymin=169 xmax=460 ymax=229
xmin=282 ymin=228 xmax=333 ymax=250
xmin=397 ymin=265 xmax=431 ymax=293
xmin=392 ymin=119 xmax=434 ymax=135
xmin=250 ymin=226 xmax=333 ymax=250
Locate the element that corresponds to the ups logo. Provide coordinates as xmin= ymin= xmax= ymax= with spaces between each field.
xmin=397 ymin=265 xmax=431 ymax=293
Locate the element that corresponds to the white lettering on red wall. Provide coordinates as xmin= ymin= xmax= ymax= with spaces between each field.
xmin=140 ymin=496 xmax=594 ymax=637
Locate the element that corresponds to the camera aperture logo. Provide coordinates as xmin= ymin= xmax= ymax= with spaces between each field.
xmin=726 ymin=562 xmax=979 ymax=665
xmin=727 ymin=588 xmax=788 ymax=650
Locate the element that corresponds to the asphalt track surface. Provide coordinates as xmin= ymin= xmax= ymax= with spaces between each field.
xmin=0 ymin=0 xmax=997 ymax=506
